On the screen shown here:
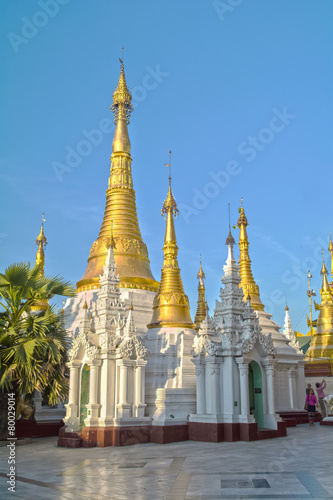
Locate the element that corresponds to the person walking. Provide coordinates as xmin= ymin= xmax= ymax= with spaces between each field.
xmin=305 ymin=389 xmax=317 ymax=426
xmin=315 ymin=380 xmax=327 ymax=419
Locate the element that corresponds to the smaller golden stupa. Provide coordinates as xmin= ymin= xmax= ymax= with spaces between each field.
xmin=194 ymin=256 xmax=207 ymax=330
xmin=305 ymin=250 xmax=333 ymax=376
xmin=148 ymin=154 xmax=194 ymax=329
xmin=236 ymin=202 xmax=265 ymax=311
xmin=31 ymin=214 xmax=49 ymax=312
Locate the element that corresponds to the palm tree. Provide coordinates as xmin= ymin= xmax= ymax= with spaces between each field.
xmin=0 ymin=262 xmax=75 ymax=437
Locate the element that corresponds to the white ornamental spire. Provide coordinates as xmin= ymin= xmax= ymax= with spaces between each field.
xmin=124 ymin=303 xmax=136 ymax=337
xmin=94 ymin=244 xmax=126 ymax=336
xmin=283 ymin=304 xmax=301 ymax=353
xmin=283 ymin=304 xmax=294 ymax=340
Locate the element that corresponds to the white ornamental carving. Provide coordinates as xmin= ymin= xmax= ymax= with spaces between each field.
xmin=192 ymin=335 xmax=218 ymax=358
xmin=99 ymin=333 xmax=120 ymax=353
xmin=117 ymin=337 xmax=149 ymax=360
xmin=68 ymin=329 xmax=98 ymax=362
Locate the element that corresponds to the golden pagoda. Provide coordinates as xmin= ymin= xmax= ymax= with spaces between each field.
xmin=236 ymin=203 xmax=265 ymax=311
xmin=31 ymin=215 xmax=49 ymax=312
xmin=305 ymin=253 xmax=333 ymax=375
xmin=194 ymin=256 xmax=207 ymax=330
xmin=148 ymin=164 xmax=194 ymax=329
xmin=76 ymin=60 xmax=159 ymax=293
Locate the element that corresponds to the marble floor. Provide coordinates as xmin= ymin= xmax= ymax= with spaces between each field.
xmin=0 ymin=424 xmax=332 ymax=500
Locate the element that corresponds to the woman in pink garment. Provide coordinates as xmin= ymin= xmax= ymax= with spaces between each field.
xmin=315 ymin=380 xmax=327 ymax=418
xmin=305 ymin=389 xmax=318 ymax=426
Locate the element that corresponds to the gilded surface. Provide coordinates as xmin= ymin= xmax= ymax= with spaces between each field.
xmin=237 ymin=205 xmax=265 ymax=311
xmin=76 ymin=62 xmax=158 ymax=293
xmin=306 ymin=260 xmax=333 ymax=369
xmin=194 ymin=258 xmax=207 ymax=329
xmin=148 ymin=183 xmax=194 ymax=329
xmin=31 ymin=219 xmax=49 ymax=312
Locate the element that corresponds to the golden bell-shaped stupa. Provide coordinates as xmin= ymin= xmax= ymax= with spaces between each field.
xmin=148 ymin=161 xmax=194 ymax=329
xmin=76 ymin=61 xmax=159 ymax=293
xmin=306 ymin=254 xmax=333 ymax=374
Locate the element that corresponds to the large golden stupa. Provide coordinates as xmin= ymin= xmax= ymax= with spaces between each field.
xmin=76 ymin=62 xmax=159 ymax=293
xmin=305 ymin=245 xmax=333 ymax=376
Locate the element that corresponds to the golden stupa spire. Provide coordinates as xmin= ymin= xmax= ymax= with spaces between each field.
xmin=77 ymin=55 xmax=159 ymax=293
xmin=31 ymin=214 xmax=48 ymax=312
xmin=194 ymin=255 xmax=207 ymax=330
xmin=35 ymin=213 xmax=47 ymax=275
xmin=237 ymin=200 xmax=265 ymax=311
xmin=306 ymin=251 xmax=333 ymax=370
xmin=148 ymin=153 xmax=194 ymax=329
xmin=328 ymin=234 xmax=333 ymax=284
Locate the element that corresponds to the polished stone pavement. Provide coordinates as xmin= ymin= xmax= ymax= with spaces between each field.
xmin=0 ymin=424 xmax=332 ymax=500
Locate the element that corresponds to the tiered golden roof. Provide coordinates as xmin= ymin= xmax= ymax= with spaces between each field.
xmin=76 ymin=61 xmax=159 ymax=293
xmin=148 ymin=171 xmax=194 ymax=329
xmin=237 ymin=204 xmax=265 ymax=311
xmin=305 ymin=253 xmax=333 ymax=372
xmin=31 ymin=215 xmax=48 ymax=312
xmin=194 ymin=256 xmax=207 ymax=330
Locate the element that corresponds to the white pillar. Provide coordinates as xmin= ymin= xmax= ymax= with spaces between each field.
xmin=236 ymin=359 xmax=251 ymax=420
xmin=263 ymin=361 xmax=275 ymax=415
xmin=84 ymin=359 xmax=101 ymax=427
xmin=288 ymin=367 xmax=297 ymax=409
xmin=223 ymin=356 xmax=235 ymax=420
xmin=194 ymin=359 xmax=206 ymax=415
xmin=206 ymin=359 xmax=220 ymax=415
xmin=64 ymin=360 xmax=81 ymax=431
xmin=117 ymin=360 xmax=131 ymax=418
xmin=119 ymin=364 xmax=128 ymax=405
xmin=135 ymin=360 xmax=147 ymax=417
xmin=99 ymin=354 xmax=116 ymax=425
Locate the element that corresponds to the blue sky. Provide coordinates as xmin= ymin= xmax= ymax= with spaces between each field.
xmin=1 ymin=0 xmax=332 ymax=333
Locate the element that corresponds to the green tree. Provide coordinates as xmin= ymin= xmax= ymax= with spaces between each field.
xmin=0 ymin=262 xmax=75 ymax=436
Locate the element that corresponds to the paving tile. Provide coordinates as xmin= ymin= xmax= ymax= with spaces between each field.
xmin=1 ymin=425 xmax=333 ymax=500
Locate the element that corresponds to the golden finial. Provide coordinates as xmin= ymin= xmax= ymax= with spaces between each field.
xmin=328 ymin=234 xmax=333 ymax=283
xmin=83 ymin=298 xmax=88 ymax=309
xmin=119 ymin=46 xmax=124 ymax=65
xmin=111 ymin=54 xmax=133 ymax=124
xmin=321 ymin=250 xmax=328 ymax=276
xmin=197 ymin=254 xmax=205 ymax=280
xmin=328 ymin=233 xmax=333 ymax=252
xmin=60 ymin=300 xmax=65 ymax=315
xmin=285 ymin=303 xmax=289 ymax=311
xmin=35 ymin=213 xmax=47 ymax=247
xmin=162 ymin=151 xmax=178 ymax=218
xmin=165 ymin=150 xmax=172 ymax=186
xmin=129 ymin=302 xmax=133 ymax=311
